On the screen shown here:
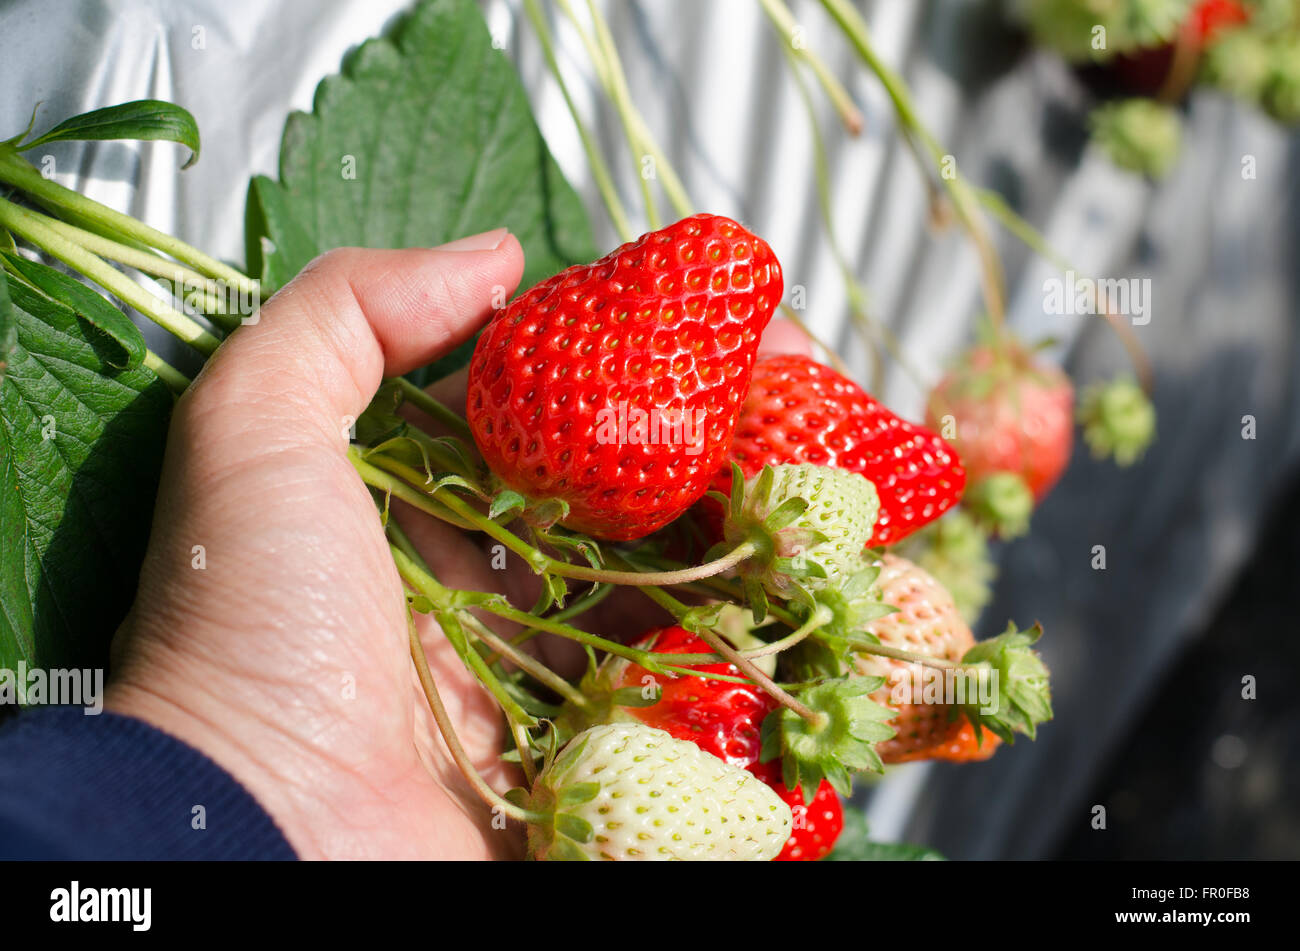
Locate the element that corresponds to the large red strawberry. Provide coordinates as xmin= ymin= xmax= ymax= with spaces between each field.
xmin=752 ymin=761 xmax=844 ymax=861
xmin=709 ymin=354 xmax=966 ymax=547
xmin=466 ymin=214 xmax=781 ymax=541
xmin=924 ymin=341 xmax=1073 ymax=502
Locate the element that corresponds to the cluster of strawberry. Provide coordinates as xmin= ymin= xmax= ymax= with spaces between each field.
xmin=1023 ymin=0 xmax=1300 ymax=177
xmin=462 ymin=214 xmax=1056 ymax=860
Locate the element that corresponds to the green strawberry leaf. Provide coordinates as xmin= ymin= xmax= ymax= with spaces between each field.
xmin=16 ymin=100 xmax=201 ymax=169
xmin=245 ymin=0 xmax=597 ymax=385
xmin=0 ymin=271 xmax=171 ymax=671
xmin=1 ymin=253 xmax=147 ymax=370
xmin=826 ymin=808 xmax=946 ymax=861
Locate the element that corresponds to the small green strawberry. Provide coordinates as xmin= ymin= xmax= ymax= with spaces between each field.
xmin=520 ymin=723 xmax=793 ymax=861
xmin=1078 ymin=377 xmax=1156 ymax=465
xmin=964 ymin=472 xmax=1035 ymax=539
xmin=716 ymin=463 xmax=879 ymax=613
xmin=1089 ymin=98 xmax=1183 ymax=178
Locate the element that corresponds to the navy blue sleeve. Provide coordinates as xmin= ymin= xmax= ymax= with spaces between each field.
xmin=0 ymin=706 xmax=297 ymax=860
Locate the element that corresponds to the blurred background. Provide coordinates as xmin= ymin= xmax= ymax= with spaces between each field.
xmin=3 ymin=0 xmax=1296 ymax=858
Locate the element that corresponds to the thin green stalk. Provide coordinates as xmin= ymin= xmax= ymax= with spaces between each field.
xmin=778 ymin=39 xmax=887 ymax=388
xmin=405 ymin=606 xmax=542 ymax=823
xmin=818 ymin=0 xmax=1007 ymax=331
xmin=523 ymin=0 xmax=634 ymax=241
xmin=581 ymin=0 xmax=693 ymax=219
xmin=395 ymin=377 xmax=473 ymax=441
xmin=854 ymin=640 xmax=959 ymax=671
xmin=473 ymin=596 xmax=720 ymax=671
xmin=742 ymin=603 xmax=832 ymax=658
xmin=493 ymin=582 xmax=614 ymax=658
xmin=143 ymin=350 xmax=189 ymax=392
xmin=976 ymin=187 xmax=1154 ymax=393
xmin=40 ymin=215 xmax=240 ymax=328
xmin=392 ymin=544 xmax=537 ymax=726
xmin=696 ymin=622 xmax=824 ymax=725
xmin=351 ymin=451 xmax=477 ymax=531
xmin=759 ymin=0 xmax=863 ymax=135
xmin=358 ymin=448 xmax=759 ymax=586
xmin=556 ymin=0 xmax=658 ymax=226
xmin=460 ymin=611 xmax=589 ymax=709
xmin=619 ymin=550 xmax=805 ymax=628
xmin=0 ymin=198 xmax=220 ymax=353
xmin=0 ymin=146 xmax=259 ymax=296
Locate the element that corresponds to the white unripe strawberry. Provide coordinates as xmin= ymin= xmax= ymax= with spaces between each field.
xmin=523 ymin=723 xmax=792 ymax=861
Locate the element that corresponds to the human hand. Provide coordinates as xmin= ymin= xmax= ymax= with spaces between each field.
xmin=106 ymin=231 xmax=812 ymax=860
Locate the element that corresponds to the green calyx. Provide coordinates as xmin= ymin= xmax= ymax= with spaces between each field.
xmin=960 ymin=622 xmax=1054 ymax=745
xmin=1078 ymin=376 xmax=1156 ymax=465
xmin=760 ymin=678 xmax=896 ymax=803
xmin=512 ymin=729 xmax=601 ymax=862
xmin=1089 ymin=99 xmax=1182 ymax=179
xmin=717 ymin=463 xmax=879 ymax=611
xmin=965 ymin=472 xmax=1034 ymax=539
xmin=805 ymin=561 xmax=896 ymax=659
xmin=895 ymin=509 xmax=996 ymax=625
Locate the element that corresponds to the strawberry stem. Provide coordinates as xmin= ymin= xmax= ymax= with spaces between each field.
xmin=38 ymin=215 xmax=243 ymax=331
xmin=356 ymin=447 xmax=760 ymax=587
xmin=818 ymin=0 xmax=1007 ymax=336
xmin=142 ymin=350 xmax=190 ymax=392
xmin=0 ymin=197 xmax=222 ymax=353
xmin=484 ymin=582 xmax=614 ymax=660
xmin=743 ymin=603 xmax=833 ymax=658
xmin=404 ymin=604 xmax=543 ymax=824
xmin=854 ymin=641 xmax=960 ymax=671
xmin=351 ymin=451 xmax=478 ymax=530
xmin=975 ymin=188 xmax=1155 ymax=394
xmin=697 ymin=625 xmax=827 ymax=727
xmin=0 ymin=145 xmax=259 ymax=296
xmin=389 ymin=540 xmax=539 ymax=726
xmin=759 ymin=0 xmax=864 ymax=135
xmin=522 ymin=0 xmax=635 ymax=242
xmin=394 ymin=377 xmax=474 ymax=441
xmin=457 ymin=610 xmax=590 ymax=710
xmin=468 ymin=595 xmax=743 ymax=681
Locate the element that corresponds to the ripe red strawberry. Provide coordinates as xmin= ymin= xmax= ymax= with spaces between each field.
xmin=924 ymin=341 xmax=1073 ymax=502
xmin=466 ymin=214 xmax=781 ymax=541
xmin=854 ymin=553 xmax=980 ymax=763
xmin=611 ymin=626 xmax=777 ymax=769
xmin=751 ymin=761 xmax=844 ymax=861
xmin=710 ymin=354 xmax=966 ymax=547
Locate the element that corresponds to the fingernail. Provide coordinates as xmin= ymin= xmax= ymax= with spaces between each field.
xmin=435 ymin=228 xmax=509 ymax=252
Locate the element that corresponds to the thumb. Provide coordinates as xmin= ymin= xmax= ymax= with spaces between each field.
xmin=185 ymin=230 xmax=523 ymax=447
